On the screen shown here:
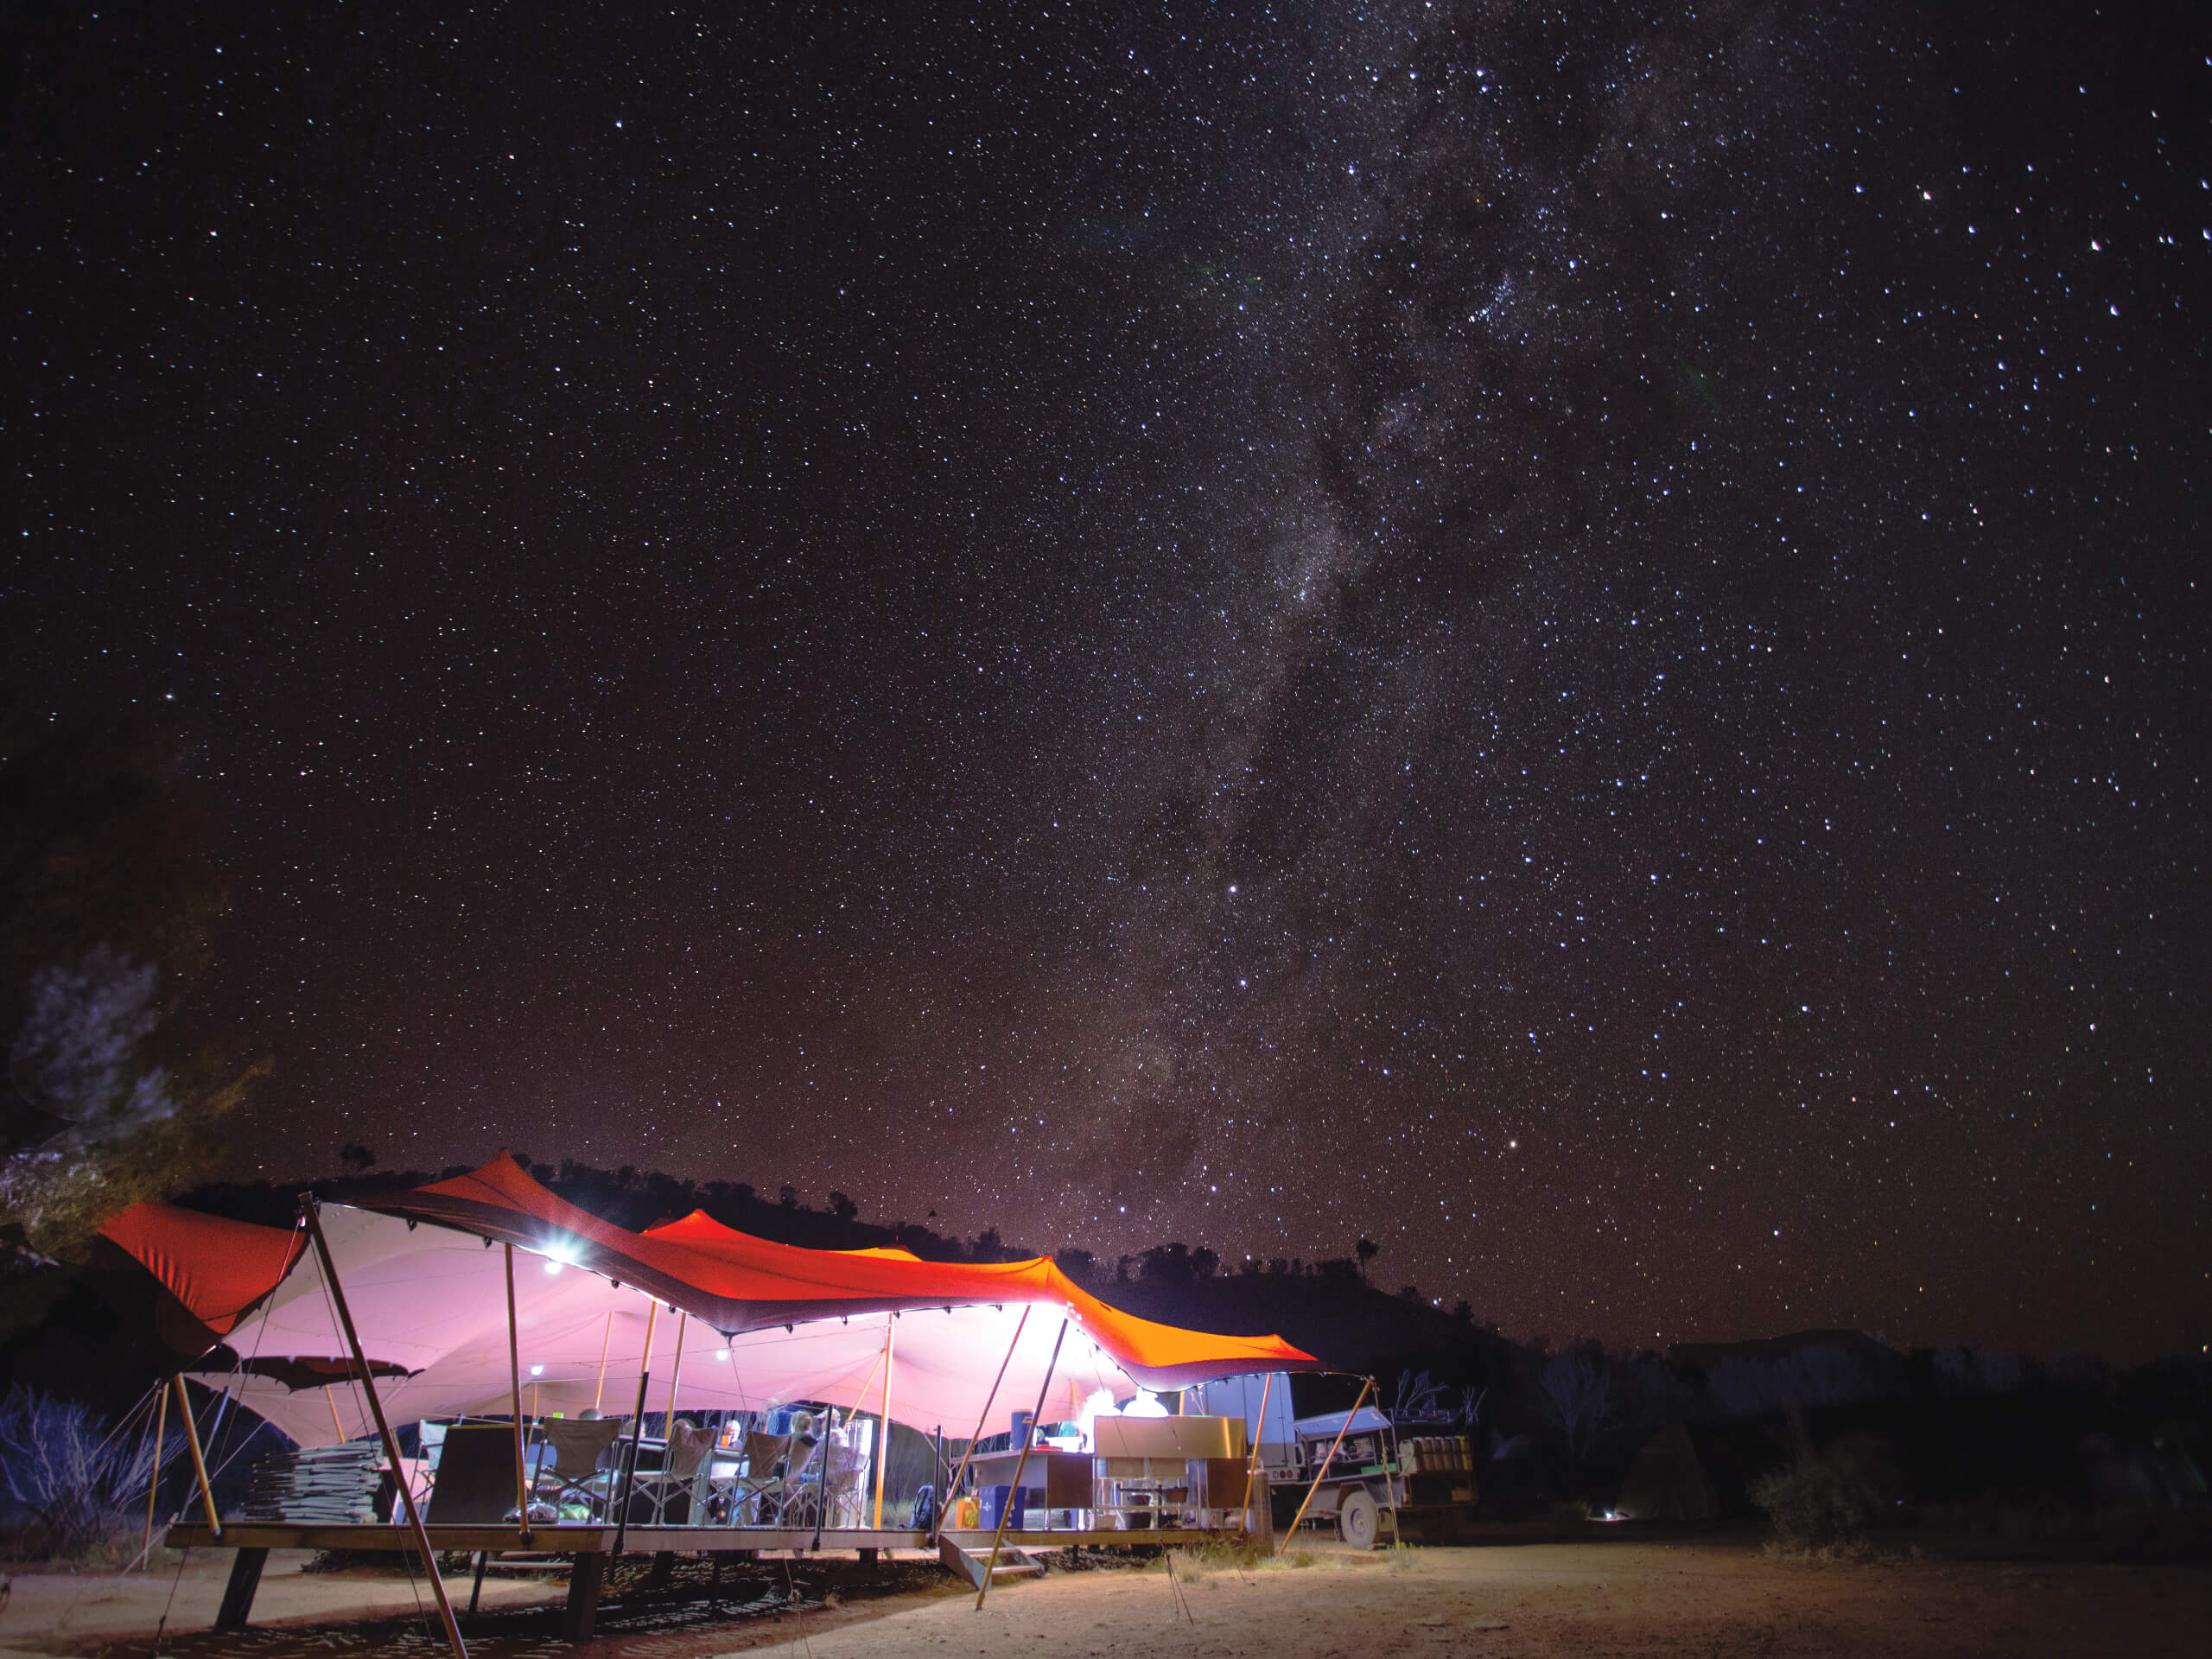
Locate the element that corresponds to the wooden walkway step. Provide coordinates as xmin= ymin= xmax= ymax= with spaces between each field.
xmin=937 ymin=1535 xmax=1045 ymax=1591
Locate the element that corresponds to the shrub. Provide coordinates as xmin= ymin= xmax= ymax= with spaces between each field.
xmin=0 ymin=1385 xmax=170 ymax=1561
xmin=1751 ymin=1458 xmax=1879 ymax=1547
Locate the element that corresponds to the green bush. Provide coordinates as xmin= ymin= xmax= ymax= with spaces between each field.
xmin=1751 ymin=1459 xmax=1879 ymax=1546
xmin=1751 ymin=1433 xmax=1901 ymax=1548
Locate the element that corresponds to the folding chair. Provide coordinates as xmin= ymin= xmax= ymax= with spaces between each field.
xmin=762 ymin=1433 xmax=824 ymax=1527
xmin=703 ymin=1429 xmax=791 ymax=1524
xmin=629 ymin=1420 xmax=716 ymax=1525
xmin=534 ymin=1417 xmax=624 ymax=1520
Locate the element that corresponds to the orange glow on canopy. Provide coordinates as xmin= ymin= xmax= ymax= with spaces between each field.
xmin=97 ymin=1152 xmax=1314 ymax=1391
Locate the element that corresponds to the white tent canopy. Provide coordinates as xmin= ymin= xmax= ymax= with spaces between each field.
xmin=201 ymin=1205 xmax=1183 ymax=1447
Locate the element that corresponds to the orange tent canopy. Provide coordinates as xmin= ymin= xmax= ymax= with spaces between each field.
xmin=99 ymin=1154 xmax=1314 ymax=1392
xmin=90 ymin=1198 xmax=308 ymax=1357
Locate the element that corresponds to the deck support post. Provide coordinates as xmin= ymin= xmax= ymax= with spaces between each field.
xmin=213 ymin=1546 xmax=268 ymax=1631
xmin=563 ymin=1549 xmax=607 ymax=1641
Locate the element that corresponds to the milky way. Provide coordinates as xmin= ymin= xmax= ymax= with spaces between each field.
xmin=8 ymin=2 xmax=2204 ymax=1359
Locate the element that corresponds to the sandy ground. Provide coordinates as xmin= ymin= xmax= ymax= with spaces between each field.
xmin=0 ymin=1549 xmax=563 ymax=1651
xmin=2 ymin=1534 xmax=2207 ymax=1658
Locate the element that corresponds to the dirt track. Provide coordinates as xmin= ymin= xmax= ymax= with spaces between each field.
xmin=3 ymin=1535 xmax=2207 ymax=1658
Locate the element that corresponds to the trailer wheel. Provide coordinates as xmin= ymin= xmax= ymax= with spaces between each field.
xmin=1336 ymin=1488 xmax=1381 ymax=1549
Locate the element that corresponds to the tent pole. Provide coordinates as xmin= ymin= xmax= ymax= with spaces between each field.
xmin=174 ymin=1375 xmax=221 ymax=1539
xmin=809 ymin=1402 xmax=839 ymax=1550
xmin=325 ymin=1385 xmax=345 ymax=1440
xmin=976 ymin=1318 xmax=1067 ymax=1610
xmin=505 ymin=1243 xmax=531 ymax=1545
xmin=933 ymin=1303 xmax=1029 ymax=1547
xmin=593 ymin=1310 xmax=613 ymax=1413
xmin=872 ymin=1313 xmax=896 ymax=1529
xmin=611 ymin=1299 xmax=658 ymax=1556
xmin=299 ymin=1197 xmax=467 ymax=1659
xmin=663 ymin=1310 xmax=688 ymax=1426
xmin=141 ymin=1379 xmax=168 ymax=1564
xmin=1277 ymin=1376 xmax=1373 ymax=1556
xmin=1243 ymin=1372 xmax=1273 ymax=1535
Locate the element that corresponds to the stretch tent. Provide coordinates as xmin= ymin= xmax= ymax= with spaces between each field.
xmin=96 ymin=1154 xmax=1315 ymax=1449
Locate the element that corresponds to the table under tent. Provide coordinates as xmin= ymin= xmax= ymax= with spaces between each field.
xmin=94 ymin=1154 xmax=1319 ymax=1645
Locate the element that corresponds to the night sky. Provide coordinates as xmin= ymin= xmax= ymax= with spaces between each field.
xmin=9 ymin=3 xmax=2206 ymax=1362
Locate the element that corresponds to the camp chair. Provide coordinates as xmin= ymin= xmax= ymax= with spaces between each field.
xmin=629 ymin=1420 xmax=716 ymax=1525
xmin=703 ymin=1430 xmax=791 ymax=1524
xmin=757 ymin=1433 xmax=825 ymax=1527
xmin=782 ymin=1438 xmax=866 ymax=1530
xmin=822 ymin=1446 xmax=868 ymax=1529
xmin=534 ymin=1418 xmax=624 ymax=1519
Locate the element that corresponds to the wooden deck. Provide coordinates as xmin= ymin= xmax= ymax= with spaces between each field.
xmin=163 ymin=1520 xmax=1219 ymax=1553
xmin=162 ymin=1520 xmax=1234 ymax=1639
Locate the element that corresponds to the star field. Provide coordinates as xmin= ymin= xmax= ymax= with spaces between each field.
xmin=6 ymin=2 xmax=2205 ymax=1360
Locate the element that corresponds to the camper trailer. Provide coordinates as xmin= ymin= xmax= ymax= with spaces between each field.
xmin=1192 ymin=1379 xmax=1478 ymax=1548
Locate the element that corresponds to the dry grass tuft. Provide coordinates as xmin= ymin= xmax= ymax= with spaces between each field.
xmin=1759 ymin=1535 xmax=1910 ymax=1567
xmin=1164 ymin=1536 xmax=1338 ymax=1581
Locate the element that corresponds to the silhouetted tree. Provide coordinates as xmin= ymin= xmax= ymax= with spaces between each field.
xmin=1538 ymin=1347 xmax=1615 ymax=1475
xmin=1355 ymin=1236 xmax=1379 ymax=1281
xmin=1 ymin=700 xmax=265 ymax=1255
xmin=1141 ymin=1243 xmax=1197 ymax=1282
xmin=338 ymin=1143 xmax=377 ymax=1173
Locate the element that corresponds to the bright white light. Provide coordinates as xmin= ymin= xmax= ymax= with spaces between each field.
xmin=715 ymin=1349 xmax=731 ymax=1362
xmin=539 ymin=1242 xmax=582 ymax=1273
xmin=1076 ymin=1388 xmax=1119 ymax=1452
xmin=1124 ymin=1390 xmax=1171 ymax=1418
xmin=529 ymin=1363 xmax=545 ymax=1376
